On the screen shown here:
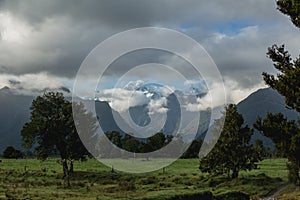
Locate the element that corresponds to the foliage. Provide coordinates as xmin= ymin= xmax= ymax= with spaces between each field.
xmin=254 ymin=139 xmax=271 ymax=159
xmin=165 ymin=191 xmax=215 ymax=200
xmin=216 ymin=191 xmax=250 ymax=200
xmin=104 ymin=131 xmax=173 ymax=154
xmin=277 ymin=0 xmax=300 ymax=28
xmin=199 ymin=104 xmax=262 ymax=179
xmin=21 ymin=92 xmax=98 ymax=181
xmin=255 ymin=0 xmax=300 ymax=185
xmin=181 ymin=140 xmax=203 ymax=159
xmin=254 ymin=113 xmax=300 ymax=185
xmin=263 ymin=44 xmax=300 ymax=112
xmin=2 ymin=146 xmax=23 ymax=159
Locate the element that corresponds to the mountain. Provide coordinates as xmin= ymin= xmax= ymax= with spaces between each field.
xmin=237 ymin=87 xmax=299 ymax=148
xmin=97 ymin=91 xmax=211 ymax=141
xmin=0 ymin=86 xmax=298 ymax=153
xmin=0 ymin=87 xmax=34 ymax=152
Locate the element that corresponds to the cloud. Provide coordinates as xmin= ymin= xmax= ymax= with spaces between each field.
xmin=184 ymin=78 xmax=266 ymax=112
xmin=0 ymin=0 xmax=299 ymax=103
xmin=184 ymin=81 xmax=224 ymax=111
xmin=97 ymin=80 xmax=173 ymax=113
xmin=184 ymin=80 xmax=200 ymax=86
xmin=224 ymin=78 xmax=267 ymax=104
xmin=0 ymin=72 xmax=71 ymax=95
xmin=148 ymin=97 xmax=168 ymax=115
xmin=97 ymin=88 xmax=149 ymax=112
xmin=123 ymin=80 xmax=145 ymax=91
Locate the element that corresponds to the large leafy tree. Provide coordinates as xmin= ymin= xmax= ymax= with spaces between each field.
xmin=199 ymin=104 xmax=261 ymax=179
xmin=21 ymin=92 xmax=98 ymax=181
xmin=253 ymin=0 xmax=300 ymax=185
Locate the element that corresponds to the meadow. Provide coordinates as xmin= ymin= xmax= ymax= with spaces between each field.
xmin=0 ymin=158 xmax=293 ymax=199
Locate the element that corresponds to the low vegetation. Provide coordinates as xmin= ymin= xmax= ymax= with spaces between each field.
xmin=0 ymin=158 xmax=289 ymax=199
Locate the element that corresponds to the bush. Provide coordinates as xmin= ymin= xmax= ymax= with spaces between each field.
xmin=169 ymin=191 xmax=214 ymax=200
xmin=287 ymin=162 xmax=300 ymax=185
xmin=118 ymin=181 xmax=136 ymax=191
xmin=142 ymin=191 xmax=214 ymax=200
xmin=216 ymin=191 xmax=250 ymax=200
xmin=3 ymin=146 xmax=23 ymax=159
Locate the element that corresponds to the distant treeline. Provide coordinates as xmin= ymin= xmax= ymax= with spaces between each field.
xmin=1 ymin=132 xmax=274 ymax=160
xmin=103 ymin=131 xmax=272 ymax=159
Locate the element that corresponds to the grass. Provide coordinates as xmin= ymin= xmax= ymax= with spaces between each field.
xmin=0 ymin=158 xmax=290 ymax=199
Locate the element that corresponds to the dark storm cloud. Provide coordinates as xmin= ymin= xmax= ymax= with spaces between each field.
xmin=0 ymin=0 xmax=299 ymax=101
xmin=0 ymin=0 xmax=284 ymax=28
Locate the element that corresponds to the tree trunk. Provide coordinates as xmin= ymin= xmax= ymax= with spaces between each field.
xmin=62 ymin=159 xmax=68 ymax=178
xmin=62 ymin=159 xmax=70 ymax=187
xmin=231 ymin=168 xmax=239 ymax=179
xmin=297 ymin=164 xmax=300 ymax=186
xmin=69 ymin=160 xmax=74 ymax=173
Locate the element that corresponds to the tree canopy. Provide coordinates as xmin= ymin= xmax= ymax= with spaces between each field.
xmin=21 ymin=92 xmax=98 ymax=182
xmin=254 ymin=0 xmax=300 ymax=185
xmin=255 ymin=43 xmax=300 ymax=185
xmin=263 ymin=44 xmax=300 ymax=112
xmin=277 ymin=0 xmax=300 ymax=28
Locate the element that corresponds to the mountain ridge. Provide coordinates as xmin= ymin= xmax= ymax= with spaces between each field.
xmin=0 ymin=86 xmax=298 ymax=152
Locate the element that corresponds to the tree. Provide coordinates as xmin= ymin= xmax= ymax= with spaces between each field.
xmin=181 ymin=140 xmax=203 ymax=159
xmin=21 ymin=92 xmax=98 ymax=184
xmin=3 ymin=146 xmax=23 ymax=159
xmin=199 ymin=104 xmax=262 ymax=179
xmin=253 ymin=0 xmax=300 ymax=185
xmin=253 ymin=139 xmax=269 ymax=159
xmin=146 ymin=132 xmax=167 ymax=152
xmin=263 ymin=44 xmax=300 ymax=112
xmin=277 ymin=0 xmax=300 ymax=28
xmin=254 ymin=113 xmax=300 ymax=184
xmin=122 ymin=134 xmax=143 ymax=153
xmin=105 ymin=131 xmax=123 ymax=148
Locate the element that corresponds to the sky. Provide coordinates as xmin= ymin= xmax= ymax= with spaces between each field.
xmin=0 ymin=0 xmax=299 ymax=106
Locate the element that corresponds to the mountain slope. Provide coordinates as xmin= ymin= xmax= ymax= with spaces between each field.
xmin=237 ymin=87 xmax=299 ymax=147
xmin=0 ymin=87 xmax=298 ymax=152
xmin=0 ymin=87 xmax=34 ymax=152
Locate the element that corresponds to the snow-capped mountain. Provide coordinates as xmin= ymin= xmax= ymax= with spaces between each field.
xmin=117 ymin=82 xmax=212 ymax=140
xmin=1 ymin=86 xmax=297 ymax=152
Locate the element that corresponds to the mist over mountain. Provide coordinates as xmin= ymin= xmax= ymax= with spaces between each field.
xmin=0 ymin=86 xmax=298 ymax=152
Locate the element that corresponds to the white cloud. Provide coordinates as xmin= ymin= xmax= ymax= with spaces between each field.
xmin=184 ymin=77 xmax=266 ymax=112
xmin=97 ymin=88 xmax=149 ymax=112
xmin=123 ymin=80 xmax=145 ymax=90
xmin=184 ymin=80 xmax=199 ymax=86
xmin=97 ymin=80 xmax=173 ymax=113
xmin=184 ymin=81 xmax=224 ymax=112
xmin=148 ymin=97 xmax=168 ymax=115
xmin=0 ymin=12 xmax=31 ymax=44
xmin=224 ymin=79 xmax=267 ymax=104
xmin=185 ymin=98 xmax=210 ymax=112
xmin=0 ymin=72 xmax=71 ymax=95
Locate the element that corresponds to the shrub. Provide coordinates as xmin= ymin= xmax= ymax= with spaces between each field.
xmin=287 ymin=162 xmax=300 ymax=185
xmin=216 ymin=191 xmax=250 ymax=200
xmin=3 ymin=146 xmax=23 ymax=159
xmin=161 ymin=191 xmax=214 ymax=200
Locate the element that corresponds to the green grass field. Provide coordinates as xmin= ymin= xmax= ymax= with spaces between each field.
xmin=0 ymin=158 xmax=290 ymax=199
